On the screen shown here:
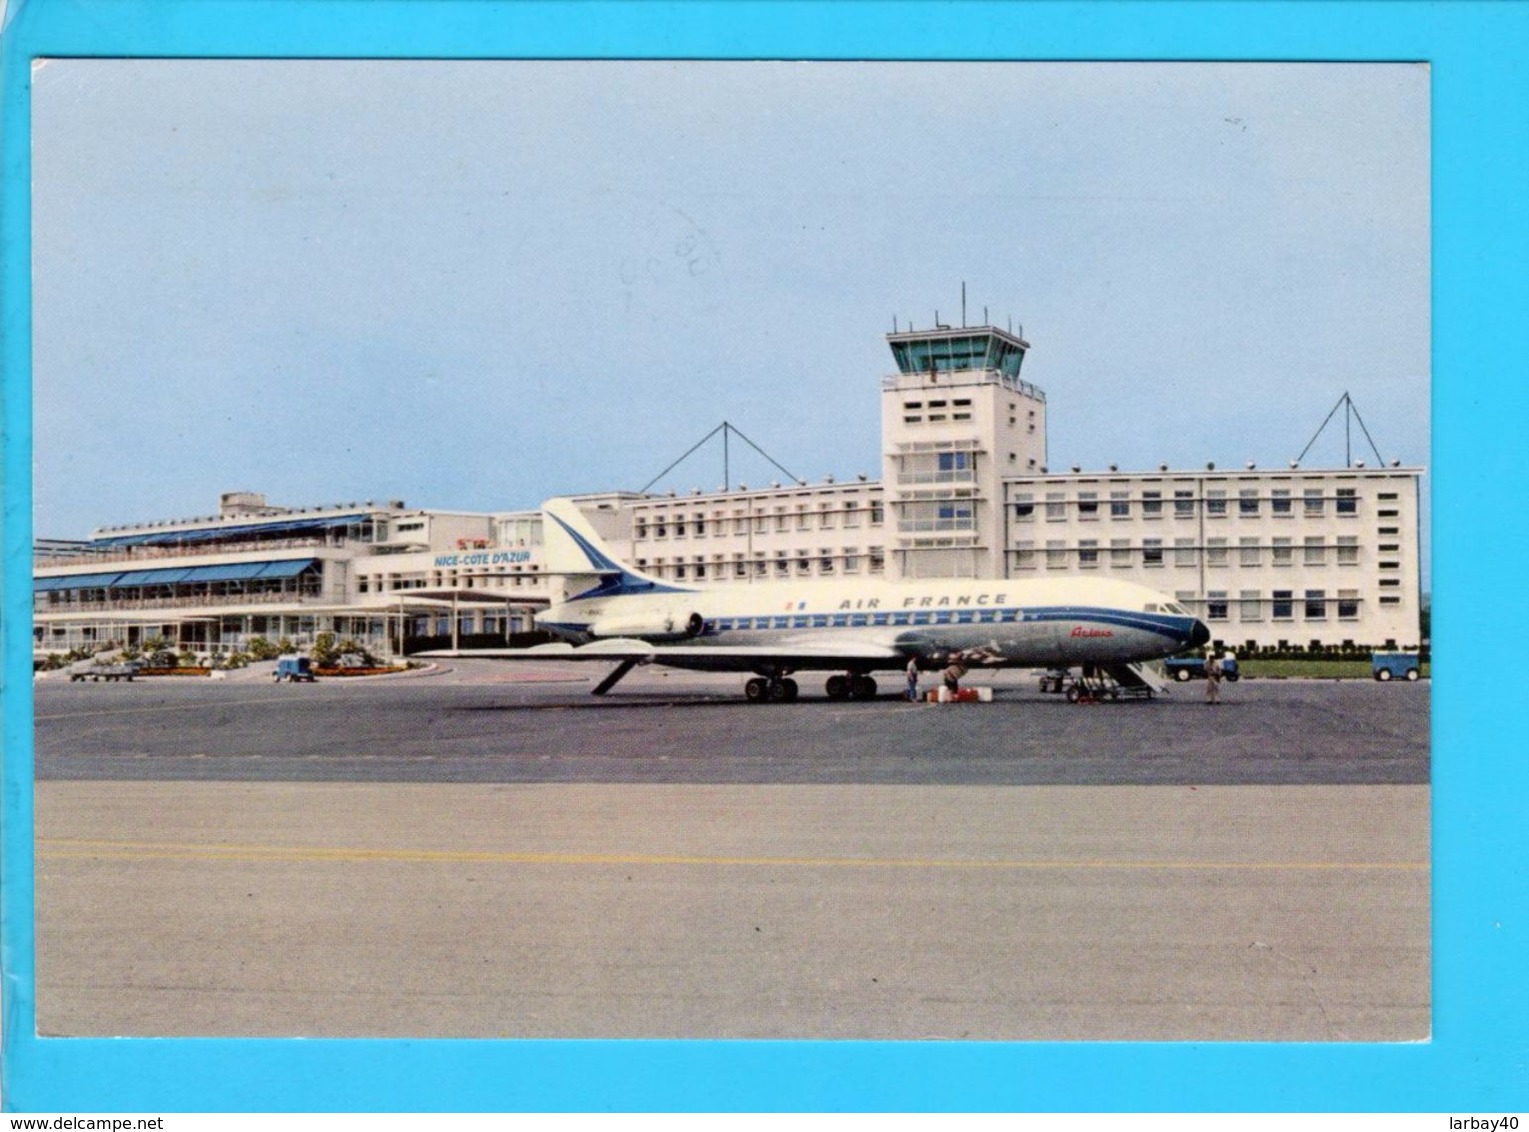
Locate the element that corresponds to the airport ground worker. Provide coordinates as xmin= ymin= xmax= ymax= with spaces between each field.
xmin=943 ymin=661 xmax=966 ymax=698
xmin=906 ymin=656 xmax=920 ymax=702
xmin=1205 ymin=649 xmax=1222 ymax=705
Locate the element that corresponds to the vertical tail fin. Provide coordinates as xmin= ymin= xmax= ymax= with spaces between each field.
xmin=541 ymin=499 xmax=684 ymax=600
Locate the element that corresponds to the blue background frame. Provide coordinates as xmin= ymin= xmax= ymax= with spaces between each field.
xmin=3 ymin=0 xmax=1524 ymax=1112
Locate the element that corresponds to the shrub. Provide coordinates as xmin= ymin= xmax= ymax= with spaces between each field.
xmin=246 ymin=636 xmax=282 ymax=661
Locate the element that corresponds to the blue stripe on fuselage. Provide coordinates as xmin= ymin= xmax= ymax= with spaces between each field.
xmin=547 ymin=605 xmax=1197 ymax=645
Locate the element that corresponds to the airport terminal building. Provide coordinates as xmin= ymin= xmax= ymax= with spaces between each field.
xmin=33 ymin=321 xmax=1424 ymax=661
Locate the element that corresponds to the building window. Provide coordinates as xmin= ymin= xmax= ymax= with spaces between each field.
xmin=1240 ymin=590 xmax=1262 ymax=622
xmin=1110 ymin=492 xmax=1130 ymax=518
xmin=1272 ymin=537 xmax=1293 ymax=565
xmin=1304 ymin=489 xmax=1324 ymax=516
xmin=1046 ymin=492 xmax=1066 ymax=520
xmin=1046 ymin=540 xmax=1067 ymax=568
xmin=1304 ymin=537 xmax=1326 ymax=566
xmin=1142 ymin=491 xmax=1163 ymax=518
xmin=1078 ymin=492 xmax=1099 ymax=520
xmin=1336 ymin=488 xmax=1357 ymax=515
xmin=1205 ymin=538 xmax=1228 ymax=566
xmin=1240 ymin=537 xmax=1260 ymax=567
xmin=1078 ymin=540 xmax=1098 ymax=568
xmin=1174 ymin=538 xmax=1196 ymax=567
xmin=1305 ymin=590 xmax=1327 ymax=620
xmin=1271 ymin=489 xmax=1292 ymax=516
xmin=1337 ymin=536 xmax=1359 ymax=565
xmin=870 ymin=502 xmax=884 ymax=525
xmin=796 ymin=508 xmax=811 ymax=531
xmin=1272 ymin=590 xmax=1294 ymax=620
xmin=1143 ymin=538 xmax=1163 ymax=567
xmin=1015 ymin=540 xmax=1037 ymax=569
xmin=1205 ymin=490 xmax=1227 ymax=517
xmin=635 ymin=520 xmax=648 ymax=539
xmin=820 ymin=504 xmax=836 ymax=529
xmin=844 ymin=502 xmax=860 ymax=528
xmin=1338 ymin=590 xmax=1360 ymax=619
xmin=868 ymin=548 xmax=885 ymax=573
xmin=820 ymin=549 xmax=834 ymax=573
xmin=1206 ymin=591 xmax=1229 ymax=621
xmin=843 ymin=551 xmax=859 ymax=573
xmin=1379 ymin=595 xmax=1401 ymax=606
xmin=1014 ymin=494 xmax=1035 ymax=521
xmin=1239 ymin=489 xmax=1259 ymax=516
xmin=1174 ymin=489 xmax=1195 ymax=518
xmin=1110 ymin=539 xmax=1132 ymax=566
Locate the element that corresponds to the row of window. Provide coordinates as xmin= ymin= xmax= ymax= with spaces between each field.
xmin=1011 ymin=536 xmax=1405 ymax=569
xmin=1013 ymin=487 xmax=1385 ymax=521
xmin=1194 ymin=590 xmax=1364 ymax=622
xmin=637 ymin=502 xmax=885 ymax=540
xmin=636 ymin=549 xmax=887 ymax=581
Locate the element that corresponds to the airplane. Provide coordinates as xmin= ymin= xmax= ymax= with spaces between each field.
xmin=423 ymin=497 xmax=1212 ymax=702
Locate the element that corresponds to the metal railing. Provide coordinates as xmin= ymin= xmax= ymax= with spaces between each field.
xmin=36 ymin=589 xmax=326 ymax=613
xmin=33 ymin=534 xmax=344 ymax=569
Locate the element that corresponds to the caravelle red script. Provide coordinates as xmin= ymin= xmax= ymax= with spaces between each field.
xmin=1070 ymin=626 xmax=1113 ymax=637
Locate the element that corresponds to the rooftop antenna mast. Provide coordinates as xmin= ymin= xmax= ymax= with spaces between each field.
xmin=1294 ymin=392 xmax=1388 ymax=467
xmin=639 ymin=421 xmax=804 ymax=494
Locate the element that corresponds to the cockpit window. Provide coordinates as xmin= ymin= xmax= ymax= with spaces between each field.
xmin=1144 ymin=603 xmax=1159 ymax=612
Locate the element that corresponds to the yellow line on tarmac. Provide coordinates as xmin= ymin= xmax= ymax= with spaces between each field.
xmin=36 ymin=838 xmax=1429 ymax=872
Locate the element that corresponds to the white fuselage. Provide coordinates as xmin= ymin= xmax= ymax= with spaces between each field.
xmin=539 ymin=575 xmax=1207 ymax=672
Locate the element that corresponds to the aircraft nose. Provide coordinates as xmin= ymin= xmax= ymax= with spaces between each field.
xmin=1190 ymin=619 xmax=1211 ymax=648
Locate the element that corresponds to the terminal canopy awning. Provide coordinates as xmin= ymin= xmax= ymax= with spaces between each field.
xmin=35 ymin=559 xmax=319 ymax=592
xmin=91 ymin=514 xmax=369 ymax=548
xmin=33 ymin=571 xmax=124 ymax=592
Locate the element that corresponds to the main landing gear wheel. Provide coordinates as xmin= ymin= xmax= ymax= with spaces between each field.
xmin=747 ymin=676 xmax=798 ymax=702
xmin=1175 ymin=668 xmax=1193 ymax=682
xmin=826 ymin=674 xmax=878 ymax=700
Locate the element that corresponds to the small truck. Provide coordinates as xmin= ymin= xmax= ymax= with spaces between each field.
xmin=273 ymin=656 xmax=316 ymax=683
xmin=1371 ymin=651 xmax=1422 ymax=681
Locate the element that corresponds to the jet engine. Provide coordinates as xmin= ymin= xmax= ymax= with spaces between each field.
xmin=586 ymin=609 xmax=705 ymax=642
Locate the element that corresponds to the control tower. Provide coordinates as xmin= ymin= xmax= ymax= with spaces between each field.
xmin=881 ymin=323 xmax=1047 ymax=579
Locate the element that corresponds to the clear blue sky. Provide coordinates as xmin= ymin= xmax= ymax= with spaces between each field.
xmin=31 ymin=60 xmax=1429 ymax=576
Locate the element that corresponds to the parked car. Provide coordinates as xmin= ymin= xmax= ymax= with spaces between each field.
xmin=1371 ymin=651 xmax=1421 ymax=682
xmin=1163 ymin=654 xmax=1240 ymax=683
xmin=68 ymin=658 xmax=141 ymax=682
xmin=273 ymin=656 xmax=316 ymax=683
